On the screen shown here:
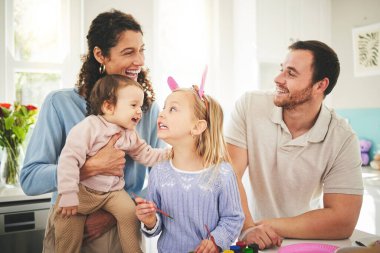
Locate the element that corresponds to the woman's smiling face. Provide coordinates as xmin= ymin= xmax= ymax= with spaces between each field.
xmin=103 ymin=30 xmax=145 ymax=81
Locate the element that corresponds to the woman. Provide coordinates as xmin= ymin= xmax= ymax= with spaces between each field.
xmin=20 ymin=9 xmax=165 ymax=253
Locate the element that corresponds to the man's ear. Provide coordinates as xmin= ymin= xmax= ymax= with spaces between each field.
xmin=315 ymin=77 xmax=329 ymax=94
xmin=102 ymin=100 xmax=114 ymax=115
xmin=191 ymin=119 xmax=207 ymax=136
xmin=93 ymin=46 xmax=105 ymax=64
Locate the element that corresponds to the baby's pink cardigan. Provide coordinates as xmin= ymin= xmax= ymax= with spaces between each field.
xmin=57 ymin=115 xmax=168 ymax=207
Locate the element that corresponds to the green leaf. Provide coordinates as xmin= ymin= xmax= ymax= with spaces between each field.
xmin=4 ymin=117 xmax=15 ymax=130
xmin=20 ymin=106 xmax=28 ymax=116
xmin=13 ymin=126 xmax=25 ymax=142
xmin=1 ymin=107 xmax=11 ymax=117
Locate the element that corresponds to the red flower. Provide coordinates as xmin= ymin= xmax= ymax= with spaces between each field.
xmin=0 ymin=103 xmax=11 ymax=109
xmin=26 ymin=105 xmax=38 ymax=111
xmin=0 ymin=102 xmax=38 ymax=148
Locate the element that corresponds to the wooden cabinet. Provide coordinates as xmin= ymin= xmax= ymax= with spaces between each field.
xmin=256 ymin=0 xmax=331 ymax=63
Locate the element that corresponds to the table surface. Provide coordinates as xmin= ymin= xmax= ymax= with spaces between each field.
xmin=262 ymin=229 xmax=379 ymax=252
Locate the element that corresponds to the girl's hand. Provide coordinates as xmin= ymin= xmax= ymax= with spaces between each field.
xmin=59 ymin=206 xmax=78 ymax=218
xmin=80 ymin=133 xmax=125 ymax=180
xmin=134 ymin=197 xmax=157 ymax=229
xmin=194 ymin=239 xmax=219 ymax=253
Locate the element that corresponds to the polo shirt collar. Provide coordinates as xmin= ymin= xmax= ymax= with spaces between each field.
xmin=271 ymin=104 xmax=331 ymax=143
xmin=308 ymin=105 xmax=332 ymax=143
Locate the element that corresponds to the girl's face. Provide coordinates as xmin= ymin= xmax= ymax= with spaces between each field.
xmin=103 ymin=30 xmax=145 ymax=81
xmin=107 ymin=85 xmax=144 ymax=130
xmin=157 ymin=91 xmax=197 ymax=144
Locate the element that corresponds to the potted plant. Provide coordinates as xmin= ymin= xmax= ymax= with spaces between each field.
xmin=0 ymin=102 xmax=37 ymax=187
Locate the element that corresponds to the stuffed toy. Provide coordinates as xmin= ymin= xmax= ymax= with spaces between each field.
xmin=360 ymin=139 xmax=372 ymax=166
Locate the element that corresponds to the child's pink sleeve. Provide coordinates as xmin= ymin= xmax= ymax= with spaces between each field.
xmin=126 ymin=131 xmax=170 ymax=167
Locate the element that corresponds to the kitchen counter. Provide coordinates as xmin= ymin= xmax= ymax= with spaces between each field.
xmin=356 ymin=166 xmax=380 ymax=235
xmin=0 ymin=185 xmax=51 ymax=203
xmin=362 ymin=166 xmax=380 ymax=187
xmin=0 ymin=185 xmax=51 ymax=253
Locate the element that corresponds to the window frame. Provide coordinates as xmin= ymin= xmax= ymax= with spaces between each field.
xmin=0 ymin=0 xmax=83 ymax=105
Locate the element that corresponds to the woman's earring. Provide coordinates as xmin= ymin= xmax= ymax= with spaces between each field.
xmin=99 ymin=64 xmax=105 ymax=74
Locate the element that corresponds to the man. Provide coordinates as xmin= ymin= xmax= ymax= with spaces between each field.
xmin=226 ymin=40 xmax=363 ymax=249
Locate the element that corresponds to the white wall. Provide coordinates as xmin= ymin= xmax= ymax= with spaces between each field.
xmin=331 ymin=0 xmax=380 ymax=109
xmin=81 ymin=0 xmax=257 ymax=119
xmin=82 ymin=0 xmax=155 ymax=68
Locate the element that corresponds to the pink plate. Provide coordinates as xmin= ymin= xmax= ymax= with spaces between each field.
xmin=278 ymin=243 xmax=339 ymax=253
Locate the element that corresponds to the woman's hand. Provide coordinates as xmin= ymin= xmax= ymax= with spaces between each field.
xmin=80 ymin=133 xmax=126 ymax=180
xmin=83 ymin=209 xmax=116 ymax=243
xmin=135 ymin=197 xmax=157 ymax=229
xmin=194 ymin=239 xmax=219 ymax=253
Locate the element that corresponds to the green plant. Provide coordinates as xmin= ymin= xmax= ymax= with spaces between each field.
xmin=0 ymin=102 xmax=37 ymax=184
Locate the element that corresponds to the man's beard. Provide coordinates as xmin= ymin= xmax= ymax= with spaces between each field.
xmin=274 ymin=85 xmax=313 ymax=110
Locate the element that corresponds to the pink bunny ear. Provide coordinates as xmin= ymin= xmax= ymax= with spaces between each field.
xmin=167 ymin=76 xmax=179 ymax=91
xmin=198 ymin=65 xmax=208 ymax=98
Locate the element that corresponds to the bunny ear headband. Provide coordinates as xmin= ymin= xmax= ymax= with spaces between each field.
xmin=167 ymin=65 xmax=208 ymax=103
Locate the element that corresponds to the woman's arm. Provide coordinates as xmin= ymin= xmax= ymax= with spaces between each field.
xmin=20 ymin=95 xmax=63 ymax=195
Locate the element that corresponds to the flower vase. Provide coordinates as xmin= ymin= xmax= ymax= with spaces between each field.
xmin=0 ymin=145 xmax=24 ymax=188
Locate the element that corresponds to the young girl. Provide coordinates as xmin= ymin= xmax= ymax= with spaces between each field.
xmin=135 ymin=72 xmax=244 ymax=253
xmin=54 ymin=74 xmax=168 ymax=253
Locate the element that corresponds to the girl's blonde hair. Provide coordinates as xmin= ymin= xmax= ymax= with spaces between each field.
xmin=172 ymin=88 xmax=231 ymax=168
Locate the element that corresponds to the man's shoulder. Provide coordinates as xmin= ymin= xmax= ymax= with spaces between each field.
xmin=318 ymin=108 xmax=359 ymax=150
xmin=329 ymin=109 xmax=356 ymax=136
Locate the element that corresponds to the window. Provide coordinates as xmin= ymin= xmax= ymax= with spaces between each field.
xmin=152 ymin=0 xmax=258 ymax=120
xmin=152 ymin=0 xmax=210 ymax=105
xmin=1 ymin=0 xmax=81 ymax=107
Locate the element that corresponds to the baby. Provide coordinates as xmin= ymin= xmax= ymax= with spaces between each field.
xmin=54 ymin=74 xmax=168 ymax=253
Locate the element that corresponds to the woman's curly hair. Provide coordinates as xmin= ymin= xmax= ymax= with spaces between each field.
xmin=76 ymin=9 xmax=155 ymax=113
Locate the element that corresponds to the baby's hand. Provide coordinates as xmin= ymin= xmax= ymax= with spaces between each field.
xmin=59 ymin=206 xmax=78 ymax=218
xmin=194 ymin=239 xmax=219 ymax=253
xmin=134 ymin=197 xmax=157 ymax=229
